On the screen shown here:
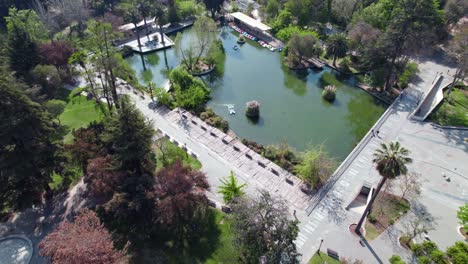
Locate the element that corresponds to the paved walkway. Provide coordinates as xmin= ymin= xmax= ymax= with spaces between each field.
xmin=117 ymin=81 xmax=312 ymax=210
xmin=296 ymin=55 xmax=468 ymax=263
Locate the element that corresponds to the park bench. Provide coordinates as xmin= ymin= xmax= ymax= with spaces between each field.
xmin=327 ymin=248 xmax=339 ymax=260
xmin=207 ymin=200 xmax=216 ymax=208
xmin=285 ymin=177 xmax=294 ymax=185
xmin=270 ymin=168 xmax=279 ymax=175
xmin=201 ymin=126 xmax=207 ymax=131
xmin=210 ymin=132 xmax=217 ymax=137
xmin=257 ymin=161 xmax=266 ymax=168
xmin=233 ymin=146 xmax=240 ymax=151
xmin=222 ymin=138 xmax=229 ymax=144
xmin=191 ymin=120 xmax=197 ymax=125
xmin=245 ymin=153 xmax=252 ymax=160
xmin=221 ymin=205 xmax=232 ymax=213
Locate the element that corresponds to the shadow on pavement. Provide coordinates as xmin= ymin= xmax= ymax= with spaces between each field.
xmin=359 ymin=234 xmax=384 ymax=264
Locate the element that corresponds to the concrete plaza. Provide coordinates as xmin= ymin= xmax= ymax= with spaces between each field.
xmin=296 ymin=54 xmax=468 ymax=263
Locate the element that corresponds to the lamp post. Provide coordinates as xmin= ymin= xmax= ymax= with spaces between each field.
xmin=317 ymin=238 xmax=324 ymax=255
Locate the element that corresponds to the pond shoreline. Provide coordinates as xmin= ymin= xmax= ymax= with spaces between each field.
xmin=125 ymin=26 xmax=386 ymax=160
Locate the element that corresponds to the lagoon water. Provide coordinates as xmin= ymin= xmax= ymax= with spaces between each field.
xmin=126 ymin=26 xmax=386 ymax=160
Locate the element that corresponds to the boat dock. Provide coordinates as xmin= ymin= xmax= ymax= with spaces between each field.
xmin=118 ymin=32 xmax=175 ymax=54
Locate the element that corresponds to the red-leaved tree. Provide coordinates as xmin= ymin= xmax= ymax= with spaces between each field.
xmin=155 ymin=161 xmax=210 ymax=243
xmin=39 ymin=209 xmax=127 ymax=264
xmin=39 ymin=40 xmax=74 ymax=70
xmin=86 ymin=155 xmax=124 ymax=201
xmin=68 ymin=124 xmax=106 ymax=175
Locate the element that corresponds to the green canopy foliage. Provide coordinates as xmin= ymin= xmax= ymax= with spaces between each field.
xmin=0 ymin=74 xmax=61 ymax=211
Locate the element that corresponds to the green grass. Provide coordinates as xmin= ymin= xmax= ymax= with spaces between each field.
xmin=320 ymin=72 xmax=343 ymax=87
xmin=165 ymin=209 xmax=238 ymax=263
xmin=308 ymin=252 xmax=340 ymax=264
xmin=59 ymin=92 xmax=106 ymax=143
xmin=48 ymin=172 xmax=63 ymax=190
xmin=430 ymin=88 xmax=468 ymax=127
xmin=365 ymin=223 xmax=380 ymax=241
xmin=154 ymin=137 xmax=202 ymax=170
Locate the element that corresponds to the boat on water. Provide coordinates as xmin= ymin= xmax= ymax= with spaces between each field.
xmin=233 ymin=45 xmax=238 ymax=50
xmin=227 ymin=104 xmax=236 ymax=114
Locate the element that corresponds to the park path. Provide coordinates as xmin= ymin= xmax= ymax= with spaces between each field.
xmin=116 ymin=82 xmax=312 ymax=211
xmin=296 ymin=54 xmax=468 ymax=263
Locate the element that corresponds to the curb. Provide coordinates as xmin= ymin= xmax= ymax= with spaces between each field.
xmin=431 ymin=123 xmax=468 ymax=131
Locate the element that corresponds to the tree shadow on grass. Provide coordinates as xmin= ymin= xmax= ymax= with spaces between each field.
xmin=152 ymin=208 xmax=223 ymax=263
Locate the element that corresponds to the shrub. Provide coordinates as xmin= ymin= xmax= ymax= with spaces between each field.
xmin=412 ymin=244 xmax=425 ymax=256
xmin=430 ymin=250 xmax=448 ymax=264
xmin=418 ymin=256 xmax=432 ymax=264
xmin=322 ymin=85 xmax=337 ymax=102
xmin=245 ymin=100 xmax=260 ymax=118
xmin=199 ymin=108 xmax=229 ymax=132
xmin=368 ymin=214 xmax=377 ymax=223
xmin=398 ymin=62 xmax=419 ymax=88
xmin=389 ymin=255 xmax=406 ymax=264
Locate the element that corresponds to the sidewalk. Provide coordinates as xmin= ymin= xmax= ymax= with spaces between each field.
xmin=297 ymin=55 xmax=468 ymax=263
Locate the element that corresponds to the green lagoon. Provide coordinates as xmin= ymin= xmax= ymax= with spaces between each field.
xmin=125 ymin=27 xmax=386 ymax=160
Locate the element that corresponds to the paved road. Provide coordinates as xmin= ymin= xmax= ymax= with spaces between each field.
xmin=296 ymin=55 xmax=468 ymax=263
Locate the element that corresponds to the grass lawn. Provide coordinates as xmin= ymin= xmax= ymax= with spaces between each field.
xmin=365 ymin=192 xmax=410 ymax=240
xmin=430 ymin=88 xmax=468 ymax=127
xmin=153 ymin=137 xmax=202 ymax=170
xmin=364 ymin=222 xmax=380 ymax=241
xmin=308 ymin=251 xmax=340 ymax=264
xmin=59 ymin=91 xmax=106 ymax=143
xmin=166 ymin=209 xmax=238 ymax=263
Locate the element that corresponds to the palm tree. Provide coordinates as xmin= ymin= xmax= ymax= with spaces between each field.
xmin=119 ymin=0 xmax=143 ymax=52
xmin=137 ymin=0 xmax=152 ymax=42
xmin=355 ymin=141 xmax=412 ymax=234
xmin=326 ymin=33 xmax=349 ymax=67
xmin=218 ymin=171 xmax=247 ymax=203
xmin=153 ymin=3 xmax=167 ymax=48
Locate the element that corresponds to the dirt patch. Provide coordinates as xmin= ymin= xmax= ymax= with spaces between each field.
xmin=366 ymin=192 xmax=410 ymax=235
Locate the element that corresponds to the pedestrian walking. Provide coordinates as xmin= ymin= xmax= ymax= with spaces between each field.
xmin=376 ymin=130 xmax=380 ymax=137
xmin=371 ymin=129 xmax=375 ymax=137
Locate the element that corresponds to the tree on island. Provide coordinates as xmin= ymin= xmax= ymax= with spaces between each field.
xmin=231 ymin=191 xmax=300 ymax=263
xmin=174 ymin=16 xmax=217 ymax=73
xmin=322 ymin=85 xmax=337 ymax=102
xmin=355 ymin=141 xmax=412 ymax=234
xmin=39 ymin=209 xmax=127 ymax=264
xmin=245 ymin=100 xmax=260 ymax=118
